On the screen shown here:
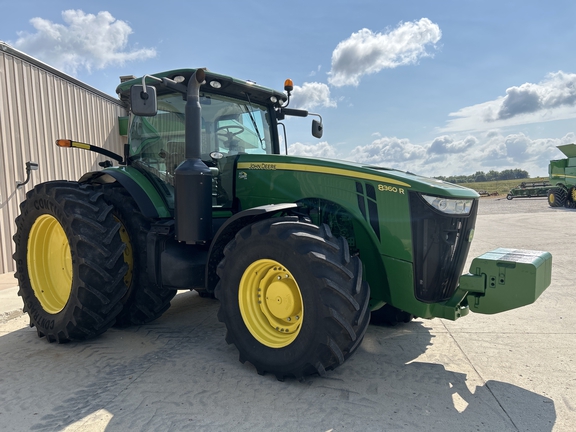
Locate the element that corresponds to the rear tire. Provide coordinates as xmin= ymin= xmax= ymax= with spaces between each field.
xmin=564 ymin=187 xmax=576 ymax=209
xmin=98 ymin=185 xmax=177 ymax=326
xmin=12 ymin=181 xmax=128 ymax=342
xmin=215 ymin=217 xmax=370 ymax=380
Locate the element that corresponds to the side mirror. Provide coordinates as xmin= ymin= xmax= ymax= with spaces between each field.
xmin=312 ymin=119 xmax=323 ymax=139
xmin=130 ymin=85 xmax=157 ymax=116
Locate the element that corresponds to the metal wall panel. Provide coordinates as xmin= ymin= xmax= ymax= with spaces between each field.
xmin=0 ymin=44 xmax=127 ymax=274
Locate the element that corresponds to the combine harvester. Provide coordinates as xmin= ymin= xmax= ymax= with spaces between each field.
xmin=547 ymin=144 xmax=576 ymax=208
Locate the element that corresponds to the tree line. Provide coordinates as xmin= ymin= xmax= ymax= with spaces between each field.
xmin=434 ymin=168 xmax=529 ymax=184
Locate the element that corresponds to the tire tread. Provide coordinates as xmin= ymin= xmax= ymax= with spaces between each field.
xmin=13 ymin=181 xmax=129 ymax=342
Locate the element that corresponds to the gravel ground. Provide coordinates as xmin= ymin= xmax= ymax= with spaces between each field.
xmin=477 ymin=196 xmax=566 ymax=215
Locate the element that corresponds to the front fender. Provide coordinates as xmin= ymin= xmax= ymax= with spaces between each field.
xmin=204 ymin=203 xmax=298 ymax=294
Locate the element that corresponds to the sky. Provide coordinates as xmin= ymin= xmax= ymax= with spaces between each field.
xmin=2 ymin=0 xmax=576 ymax=178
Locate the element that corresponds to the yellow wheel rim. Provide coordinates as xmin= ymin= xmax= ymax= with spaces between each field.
xmin=27 ymin=214 xmax=73 ymax=314
xmin=549 ymin=193 xmax=555 ymax=204
xmin=238 ymin=259 xmax=303 ymax=348
xmin=115 ymin=216 xmax=133 ymax=288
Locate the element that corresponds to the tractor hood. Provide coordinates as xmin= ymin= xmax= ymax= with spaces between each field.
xmin=236 ymin=154 xmax=479 ymax=199
xmin=349 ymin=160 xmax=479 ymax=199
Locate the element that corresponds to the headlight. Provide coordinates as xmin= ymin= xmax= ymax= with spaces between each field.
xmin=421 ymin=194 xmax=473 ymax=215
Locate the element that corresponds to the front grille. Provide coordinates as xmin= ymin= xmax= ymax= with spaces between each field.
xmin=409 ymin=192 xmax=478 ymax=303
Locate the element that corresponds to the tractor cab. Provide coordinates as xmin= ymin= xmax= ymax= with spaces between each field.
xmin=118 ymin=70 xmax=284 ymax=210
xmin=117 ymin=69 xmax=321 ymax=213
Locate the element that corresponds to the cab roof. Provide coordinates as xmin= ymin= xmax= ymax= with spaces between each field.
xmin=116 ymin=68 xmax=288 ymax=108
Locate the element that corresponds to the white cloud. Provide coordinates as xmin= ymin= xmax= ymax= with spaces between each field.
xmin=497 ymin=72 xmax=576 ymax=119
xmin=504 ymin=133 xmax=531 ymax=161
xmin=428 ymin=135 xmax=477 ymax=155
xmin=288 ymin=131 xmax=570 ymax=177
xmin=347 ymin=132 xmax=569 ymax=177
xmin=442 ymin=72 xmax=576 ymax=133
xmin=348 ymin=137 xmax=427 ymax=165
xmin=309 ymin=65 xmax=321 ymax=77
xmin=12 ymin=10 xmax=156 ymax=75
xmin=288 ymin=141 xmax=339 ymax=158
xmin=328 ymin=18 xmax=442 ymax=87
xmin=290 ymin=82 xmax=336 ymax=110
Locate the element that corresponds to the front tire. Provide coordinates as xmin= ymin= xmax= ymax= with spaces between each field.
xmin=12 ymin=181 xmax=128 ymax=342
xmin=548 ymin=187 xmax=566 ymax=207
xmin=215 ymin=217 xmax=370 ymax=380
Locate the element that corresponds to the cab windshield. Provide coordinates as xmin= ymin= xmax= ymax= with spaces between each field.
xmin=128 ymin=91 xmax=274 ymax=185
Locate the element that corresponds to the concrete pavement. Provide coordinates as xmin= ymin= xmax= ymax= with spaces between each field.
xmin=0 ymin=197 xmax=574 ymax=431
xmin=0 ymin=271 xmax=22 ymax=323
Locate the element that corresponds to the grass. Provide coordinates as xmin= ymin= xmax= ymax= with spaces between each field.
xmin=457 ymin=177 xmax=550 ymax=196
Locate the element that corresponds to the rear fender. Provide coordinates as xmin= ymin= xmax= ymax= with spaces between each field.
xmin=79 ymin=167 xmax=171 ymax=218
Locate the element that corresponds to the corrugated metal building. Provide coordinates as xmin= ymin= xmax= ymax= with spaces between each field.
xmin=0 ymin=42 xmax=128 ymax=274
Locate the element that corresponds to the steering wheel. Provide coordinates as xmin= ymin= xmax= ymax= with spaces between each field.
xmin=216 ymin=125 xmax=245 ymax=142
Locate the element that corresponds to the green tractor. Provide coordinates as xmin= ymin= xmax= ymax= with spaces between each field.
xmin=547 ymin=143 xmax=576 ymax=208
xmin=13 ymin=69 xmax=552 ymax=379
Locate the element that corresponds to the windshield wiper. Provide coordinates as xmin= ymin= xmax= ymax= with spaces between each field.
xmin=244 ymin=93 xmax=265 ymax=150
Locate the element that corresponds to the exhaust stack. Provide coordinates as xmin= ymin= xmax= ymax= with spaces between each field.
xmin=174 ymin=69 xmax=212 ymax=244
